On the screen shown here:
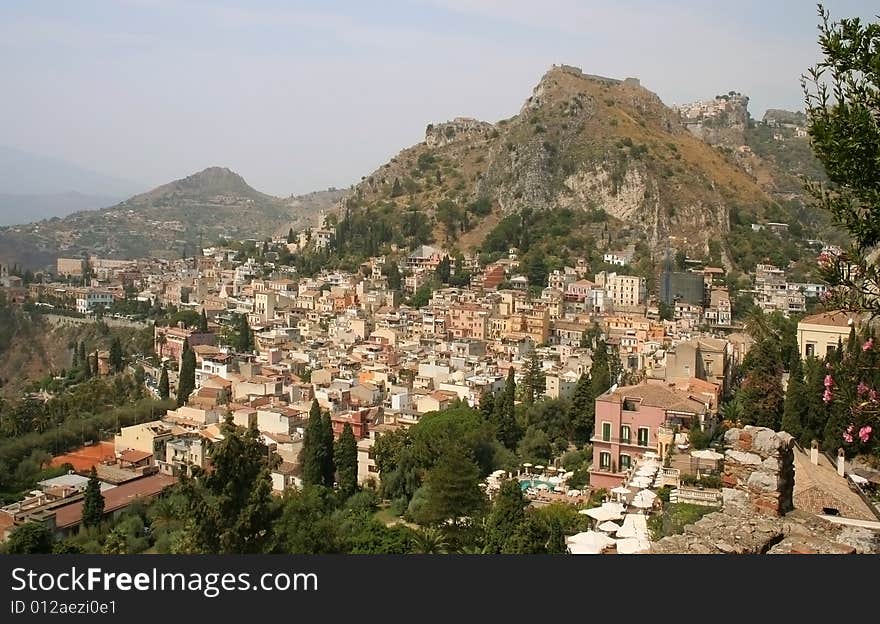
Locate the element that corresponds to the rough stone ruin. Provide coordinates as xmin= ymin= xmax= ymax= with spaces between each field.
xmin=651 ymin=426 xmax=880 ymax=554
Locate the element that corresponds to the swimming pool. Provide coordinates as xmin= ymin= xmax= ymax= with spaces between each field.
xmin=520 ymin=479 xmax=556 ymax=492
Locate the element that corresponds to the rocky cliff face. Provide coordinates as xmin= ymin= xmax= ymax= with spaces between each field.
xmin=335 ymin=64 xmax=826 ymax=265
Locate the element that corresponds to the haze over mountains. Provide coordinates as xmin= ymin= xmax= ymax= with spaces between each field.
xmin=0 ymin=145 xmax=145 ymax=226
xmin=0 ymin=64 xmax=831 ymax=273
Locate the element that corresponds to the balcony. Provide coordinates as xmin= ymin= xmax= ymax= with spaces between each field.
xmin=590 ymin=435 xmax=652 ymax=448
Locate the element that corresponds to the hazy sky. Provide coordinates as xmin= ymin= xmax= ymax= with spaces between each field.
xmin=1 ymin=0 xmax=876 ymax=197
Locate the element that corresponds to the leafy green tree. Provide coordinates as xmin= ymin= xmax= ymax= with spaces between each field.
xmin=274 ymin=485 xmax=339 ymax=553
xmin=517 ymin=425 xmax=552 ymax=464
xmin=176 ymin=340 xmax=196 ymax=407
xmin=4 ymin=522 xmax=54 ymax=554
xmin=803 ymin=7 xmax=880 ymax=316
xmin=335 ymin=422 xmax=358 ymax=498
xmin=82 ymin=467 xmax=105 ymax=528
xmin=198 ymin=418 xmax=279 ymax=553
xmin=102 ymin=528 xmax=128 ymax=554
xmin=569 ymin=373 xmax=595 ymax=446
xmin=522 ymin=350 xmax=546 ymax=405
xmin=781 ymin=355 xmax=807 ymax=440
xmin=484 ymin=478 xmax=527 ymax=553
xmin=419 ymin=446 xmax=485 ymax=526
xmin=384 ymin=262 xmax=402 ymax=291
xmin=435 ymin=255 xmax=452 ymax=284
xmin=590 ymin=339 xmax=612 ymax=397
xmin=479 ymin=391 xmax=495 ymax=422
xmin=109 ymin=337 xmax=124 ymax=373
xmin=494 ymin=368 xmax=522 ymax=450
xmin=158 ymin=365 xmax=170 ymax=400
xmin=410 ymin=527 xmax=449 ymax=554
xmin=737 ymin=338 xmax=785 ymax=430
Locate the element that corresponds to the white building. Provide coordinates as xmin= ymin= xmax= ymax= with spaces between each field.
xmin=76 ymin=290 xmax=114 ymax=314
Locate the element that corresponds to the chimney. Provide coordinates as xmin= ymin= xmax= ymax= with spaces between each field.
xmin=810 ymin=440 xmax=819 ymax=465
xmin=837 ymin=448 xmax=845 ymax=477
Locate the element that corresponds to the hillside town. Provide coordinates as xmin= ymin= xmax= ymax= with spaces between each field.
xmin=1 ymin=219 xmax=878 ymax=556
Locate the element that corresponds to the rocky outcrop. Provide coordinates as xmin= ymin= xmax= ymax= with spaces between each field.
xmin=651 ymin=425 xmax=880 ymax=554
xmin=722 ymin=426 xmax=795 ymax=517
xmin=425 ymin=118 xmax=495 ymax=148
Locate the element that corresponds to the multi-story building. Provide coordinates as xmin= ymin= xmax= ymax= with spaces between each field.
xmin=796 ymin=310 xmax=862 ymax=360
xmin=595 ymin=272 xmax=646 ymax=310
xmin=589 ymin=384 xmax=709 ymax=488
xmin=75 ymin=288 xmax=114 ymax=314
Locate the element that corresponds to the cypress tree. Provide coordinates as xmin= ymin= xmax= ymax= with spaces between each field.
xmin=300 ymin=400 xmax=325 ymax=486
xmin=82 ymin=467 xmax=105 ymax=528
xmin=781 ymin=356 xmax=807 ymax=440
xmin=109 ymin=337 xmax=124 ymax=373
xmin=91 ymin=350 xmax=100 ymax=377
xmin=321 ymin=412 xmax=336 ymax=488
xmin=569 ymin=373 xmax=595 ymax=446
xmin=479 ymin=391 xmax=495 ymax=422
xmin=158 ymin=365 xmax=170 ymax=400
xmin=590 ymin=339 xmax=612 ymax=397
xmin=177 ymin=340 xmax=196 ymax=407
xmin=484 ymin=478 xmax=527 ymax=553
xmin=522 ymin=350 xmax=546 ymax=404
xmin=287 ymin=228 xmax=295 ymax=244
xmin=199 ymin=309 xmax=209 ymax=332
xmin=495 ymin=368 xmax=522 ymax=450
xmin=334 ymin=423 xmax=358 ymax=498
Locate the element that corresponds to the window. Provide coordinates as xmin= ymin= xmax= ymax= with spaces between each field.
xmin=826 ymin=344 xmax=836 ymax=355
xmin=620 ymin=425 xmax=631 ymax=444
xmin=601 ymin=422 xmax=612 ymax=442
xmin=805 ymin=343 xmax=815 ymax=357
xmin=599 ymin=452 xmax=612 ymax=471
xmin=638 ymin=427 xmax=650 ymax=447
xmin=620 ymin=454 xmax=631 ymax=470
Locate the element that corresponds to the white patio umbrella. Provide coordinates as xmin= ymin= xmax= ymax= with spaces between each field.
xmin=547 ymin=475 xmax=562 ymax=484
xmin=629 ymin=497 xmax=652 ymax=510
xmin=536 ymin=483 xmax=550 ymax=491
xmin=691 ymin=449 xmax=724 ymax=461
xmin=597 ymin=520 xmax=621 ymax=533
xmin=554 ymin=486 xmax=565 ymax=492
xmin=562 ymin=471 xmax=575 ymax=479
xmin=610 ymin=486 xmax=631 ymax=501
xmin=566 ymin=531 xmax=616 ymax=554
xmin=580 ymin=506 xmax=623 ymax=522
xmin=634 ymin=489 xmax=657 ymax=503
xmin=615 ymin=537 xmax=652 ymax=554
xmin=630 ymin=477 xmax=652 ymax=489
xmin=636 ymin=467 xmax=657 ymax=477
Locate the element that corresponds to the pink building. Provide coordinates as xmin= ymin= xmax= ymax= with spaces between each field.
xmin=589 ymin=383 xmax=709 ymax=489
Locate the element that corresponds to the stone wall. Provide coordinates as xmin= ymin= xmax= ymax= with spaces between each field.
xmin=721 ymin=426 xmax=795 ymax=517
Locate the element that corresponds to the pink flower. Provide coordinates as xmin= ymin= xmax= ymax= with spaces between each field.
xmin=823 ymin=388 xmax=833 ymax=404
xmin=824 ymin=375 xmax=834 ymax=388
xmin=863 ymin=339 xmax=874 ymax=352
xmin=843 ymin=431 xmax=853 ymax=443
xmin=859 ymin=426 xmax=872 ymax=443
xmin=870 ymin=389 xmax=879 ymax=402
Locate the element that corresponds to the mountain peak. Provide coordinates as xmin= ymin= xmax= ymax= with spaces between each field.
xmin=124 ymin=166 xmax=264 ymax=205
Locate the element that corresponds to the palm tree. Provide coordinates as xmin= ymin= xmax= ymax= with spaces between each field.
xmin=719 ymin=398 xmax=744 ymax=426
xmin=410 ymin=527 xmax=449 ymax=554
xmin=148 ymin=496 xmax=180 ymax=533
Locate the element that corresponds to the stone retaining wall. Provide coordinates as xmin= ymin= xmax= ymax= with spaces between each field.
xmin=721 ymin=426 xmax=795 ymax=517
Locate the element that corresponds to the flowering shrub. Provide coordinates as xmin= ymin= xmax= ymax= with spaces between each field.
xmin=823 ymin=328 xmax=880 ymax=458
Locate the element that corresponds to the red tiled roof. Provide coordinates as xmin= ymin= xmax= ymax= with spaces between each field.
xmin=54 ymin=474 xmax=177 ymax=529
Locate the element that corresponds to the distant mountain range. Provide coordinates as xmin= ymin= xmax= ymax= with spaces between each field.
xmin=0 ymin=145 xmax=144 ymax=227
xmin=0 ymin=166 xmax=348 ymax=270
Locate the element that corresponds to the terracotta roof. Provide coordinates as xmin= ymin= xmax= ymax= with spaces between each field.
xmin=118 ymin=449 xmax=153 ymax=464
xmin=54 ymin=474 xmax=177 ymax=529
xmin=799 ymin=310 xmax=860 ymax=328
xmin=601 ymin=383 xmax=708 ymax=414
